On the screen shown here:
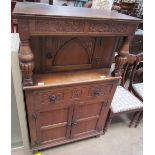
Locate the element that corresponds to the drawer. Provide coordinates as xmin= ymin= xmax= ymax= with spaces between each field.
xmin=34 ymin=88 xmax=67 ymax=111
xmin=33 ymin=82 xmax=114 ymax=111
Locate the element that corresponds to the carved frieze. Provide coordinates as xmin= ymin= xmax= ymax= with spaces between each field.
xmin=35 ymin=19 xmax=85 ymax=32
xmin=29 ymin=18 xmax=136 ymax=36
xmin=89 ymin=22 xmax=128 ymax=33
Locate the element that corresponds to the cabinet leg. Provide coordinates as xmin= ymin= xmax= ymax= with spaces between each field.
xmin=103 ymin=112 xmax=112 ymax=135
xmin=95 ymin=134 xmax=100 ymax=138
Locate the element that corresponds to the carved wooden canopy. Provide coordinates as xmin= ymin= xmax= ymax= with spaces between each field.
xmin=13 ymin=2 xmax=141 ymax=37
xmin=13 ymin=2 xmax=142 ymax=86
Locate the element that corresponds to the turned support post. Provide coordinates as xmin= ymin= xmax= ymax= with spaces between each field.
xmin=112 ymin=36 xmax=133 ymax=77
xmin=17 ymin=18 xmax=35 ymax=86
xmin=19 ymin=41 xmax=34 ymax=86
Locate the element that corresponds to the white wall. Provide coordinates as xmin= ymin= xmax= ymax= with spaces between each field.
xmin=11 ymin=33 xmax=32 ymax=155
xmin=11 ymin=74 xmax=23 ymax=148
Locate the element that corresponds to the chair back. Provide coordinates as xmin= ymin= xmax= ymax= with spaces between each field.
xmin=129 ymin=53 xmax=143 ymax=89
xmin=121 ymin=53 xmax=143 ymax=88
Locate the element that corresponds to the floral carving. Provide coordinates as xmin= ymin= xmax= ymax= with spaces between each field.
xmin=72 ymin=88 xmax=82 ymax=99
xmin=35 ymin=19 xmax=85 ymax=32
xmin=89 ymin=22 xmax=128 ymax=33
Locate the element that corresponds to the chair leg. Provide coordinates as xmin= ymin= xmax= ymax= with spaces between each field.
xmin=129 ymin=111 xmax=139 ymax=127
xmin=134 ymin=111 xmax=143 ymax=128
xmin=103 ymin=112 xmax=113 ymax=134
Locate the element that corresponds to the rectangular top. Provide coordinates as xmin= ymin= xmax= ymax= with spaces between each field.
xmin=13 ymin=2 xmax=141 ymax=22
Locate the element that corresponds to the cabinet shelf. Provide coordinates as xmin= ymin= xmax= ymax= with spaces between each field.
xmin=24 ymin=69 xmax=120 ymax=90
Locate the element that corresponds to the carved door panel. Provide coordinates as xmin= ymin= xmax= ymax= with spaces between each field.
xmin=33 ymin=104 xmax=74 ymax=146
xmin=92 ymin=36 xmax=117 ymax=68
xmin=31 ymin=36 xmax=117 ymax=73
xmin=70 ymin=101 xmax=108 ymax=139
xmin=41 ymin=37 xmax=96 ymax=72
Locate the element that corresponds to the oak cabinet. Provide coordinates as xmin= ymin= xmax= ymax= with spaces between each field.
xmin=13 ymin=2 xmax=141 ymax=152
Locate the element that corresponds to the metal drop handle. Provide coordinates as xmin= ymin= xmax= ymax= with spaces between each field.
xmin=94 ymin=90 xmax=101 ymax=96
xmin=50 ymin=95 xmax=57 ymax=103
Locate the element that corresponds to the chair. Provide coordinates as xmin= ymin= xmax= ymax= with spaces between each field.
xmin=129 ymin=30 xmax=143 ymax=55
xmin=128 ymin=53 xmax=143 ymax=127
xmin=129 ymin=53 xmax=143 ymax=101
xmin=103 ymin=53 xmax=143 ymax=134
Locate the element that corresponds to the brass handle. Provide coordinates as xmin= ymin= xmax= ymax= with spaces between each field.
xmin=49 ymin=95 xmax=57 ymax=103
xmin=94 ymin=91 xmax=101 ymax=97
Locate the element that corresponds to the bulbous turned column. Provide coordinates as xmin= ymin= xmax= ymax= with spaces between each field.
xmin=17 ymin=18 xmax=35 ymax=86
xmin=112 ymin=36 xmax=132 ymax=77
xmin=19 ymin=41 xmax=34 ymax=86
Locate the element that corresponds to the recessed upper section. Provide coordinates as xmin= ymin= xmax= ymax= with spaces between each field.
xmin=13 ymin=2 xmax=142 ymax=22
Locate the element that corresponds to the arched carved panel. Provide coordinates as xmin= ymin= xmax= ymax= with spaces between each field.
xmin=53 ymin=38 xmax=91 ymax=66
xmin=31 ymin=36 xmax=117 ymax=73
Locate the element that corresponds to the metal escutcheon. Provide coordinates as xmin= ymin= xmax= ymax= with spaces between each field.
xmin=50 ymin=95 xmax=57 ymax=103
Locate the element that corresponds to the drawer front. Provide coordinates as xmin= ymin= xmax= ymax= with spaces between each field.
xmin=87 ymin=84 xmax=112 ymax=100
xmin=34 ymin=82 xmax=114 ymax=111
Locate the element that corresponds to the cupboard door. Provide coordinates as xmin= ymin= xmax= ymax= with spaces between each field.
xmin=70 ymin=101 xmax=108 ymax=138
xmin=33 ymin=104 xmax=74 ymax=146
xmin=40 ymin=37 xmax=96 ymax=73
xmin=92 ymin=37 xmax=117 ymax=68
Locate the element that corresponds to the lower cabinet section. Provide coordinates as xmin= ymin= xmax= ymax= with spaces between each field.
xmin=24 ymin=79 xmax=119 ymax=151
